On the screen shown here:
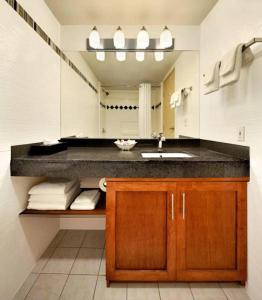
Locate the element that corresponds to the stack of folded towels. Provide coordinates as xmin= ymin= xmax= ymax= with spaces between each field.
xmin=27 ymin=178 xmax=80 ymax=210
xmin=70 ymin=189 xmax=101 ymax=210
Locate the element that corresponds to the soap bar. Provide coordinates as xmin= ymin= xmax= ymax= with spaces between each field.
xmin=29 ymin=142 xmax=67 ymax=155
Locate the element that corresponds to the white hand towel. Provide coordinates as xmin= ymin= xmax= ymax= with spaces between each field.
xmin=170 ymin=89 xmax=182 ymax=108
xmin=203 ymin=61 xmax=220 ymax=95
xmin=220 ymin=44 xmax=243 ymax=76
xmin=29 ymin=178 xmax=78 ymax=195
xmin=70 ymin=190 xmax=101 ymax=210
xmin=219 ymin=43 xmax=254 ymax=88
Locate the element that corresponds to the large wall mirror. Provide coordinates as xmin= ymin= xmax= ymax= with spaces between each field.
xmin=60 ymin=50 xmax=199 ymax=139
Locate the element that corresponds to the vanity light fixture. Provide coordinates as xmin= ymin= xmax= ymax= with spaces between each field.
xmin=154 ymin=51 xmax=164 ymax=61
xmin=136 ymin=52 xmax=145 ymax=62
xmin=137 ymin=26 xmax=150 ymax=49
xmin=113 ymin=26 xmax=125 ymax=49
xmin=160 ymin=26 xmax=172 ymax=48
xmin=96 ymin=51 xmax=105 ymax=61
xmin=89 ymin=26 xmax=100 ymax=48
xmin=116 ymin=51 xmax=126 ymax=61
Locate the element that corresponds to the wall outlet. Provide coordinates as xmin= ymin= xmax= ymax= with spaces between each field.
xmin=238 ymin=126 xmax=245 ymax=142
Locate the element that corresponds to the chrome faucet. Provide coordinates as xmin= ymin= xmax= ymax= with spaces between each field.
xmin=155 ymin=133 xmax=166 ymax=152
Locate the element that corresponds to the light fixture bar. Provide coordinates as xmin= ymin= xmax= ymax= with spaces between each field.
xmin=86 ymin=38 xmax=175 ymax=52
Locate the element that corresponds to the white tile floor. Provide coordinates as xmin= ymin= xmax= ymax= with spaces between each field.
xmin=14 ymin=230 xmax=250 ymax=300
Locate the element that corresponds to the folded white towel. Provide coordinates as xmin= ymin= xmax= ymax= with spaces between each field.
xmin=27 ymin=186 xmax=80 ymax=210
xmin=219 ymin=43 xmax=254 ymax=88
xmin=203 ymin=61 xmax=221 ymax=95
xmin=29 ymin=178 xmax=78 ymax=195
xmin=28 ymin=183 xmax=80 ymax=203
xmin=27 ymin=202 xmax=72 ymax=210
xmin=70 ymin=190 xmax=100 ymax=210
xmin=170 ymin=89 xmax=183 ymax=108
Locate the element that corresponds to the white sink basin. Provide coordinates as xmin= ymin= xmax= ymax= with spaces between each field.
xmin=141 ymin=152 xmax=193 ymax=158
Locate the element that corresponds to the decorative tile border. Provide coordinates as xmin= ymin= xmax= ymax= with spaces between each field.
xmin=100 ymin=102 xmax=161 ymax=110
xmin=105 ymin=104 xmax=139 ymax=110
xmin=4 ymin=0 xmax=98 ymax=94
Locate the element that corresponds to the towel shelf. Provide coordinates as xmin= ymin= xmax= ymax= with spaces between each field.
xmin=243 ymin=37 xmax=262 ymax=51
xmin=19 ymin=193 xmax=106 ymax=216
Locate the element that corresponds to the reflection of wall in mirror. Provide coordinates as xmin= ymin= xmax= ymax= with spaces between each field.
xmin=151 ymin=87 xmax=162 ymax=135
xmin=101 ymin=87 xmax=161 ymax=138
xmin=102 ymin=89 xmax=139 ymax=138
xmin=61 ymin=52 xmax=100 ymax=138
xmin=174 ymin=51 xmax=199 ymax=138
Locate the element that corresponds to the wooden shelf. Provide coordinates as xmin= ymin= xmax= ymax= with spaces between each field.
xmin=20 ymin=193 xmax=106 ymax=216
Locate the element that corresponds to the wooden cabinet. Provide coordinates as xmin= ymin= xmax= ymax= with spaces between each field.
xmin=106 ymin=179 xmax=247 ymax=284
xmin=106 ymin=181 xmax=176 ymax=282
xmin=176 ymin=182 xmax=247 ymax=282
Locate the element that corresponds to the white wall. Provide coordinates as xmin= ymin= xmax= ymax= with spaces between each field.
xmin=151 ymin=87 xmax=162 ymax=134
xmin=200 ymin=1 xmax=262 ymax=299
xmin=61 ymin=25 xmax=200 ymax=51
xmin=61 ymin=52 xmax=100 ymax=138
xmin=103 ymin=89 xmax=139 ymax=138
xmin=0 ymin=1 xmax=61 ymax=298
xmin=175 ymin=51 xmax=200 ymax=138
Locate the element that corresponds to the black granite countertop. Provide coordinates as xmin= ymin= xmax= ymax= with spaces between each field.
xmin=10 ymin=139 xmax=250 ymax=178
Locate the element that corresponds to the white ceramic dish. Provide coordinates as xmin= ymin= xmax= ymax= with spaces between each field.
xmin=114 ymin=140 xmax=137 ymax=151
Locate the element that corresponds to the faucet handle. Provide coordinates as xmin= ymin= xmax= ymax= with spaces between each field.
xmin=159 ymin=132 xmax=165 ymax=141
xmin=152 ymin=132 xmax=158 ymax=138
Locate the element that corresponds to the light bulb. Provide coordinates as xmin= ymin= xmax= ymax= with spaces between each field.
xmin=160 ymin=26 xmax=172 ymax=48
xmin=113 ymin=26 xmax=125 ymax=49
xmin=96 ymin=51 xmax=105 ymax=61
xmin=116 ymin=52 xmax=126 ymax=61
xmin=154 ymin=51 xmax=164 ymax=61
xmin=137 ymin=26 xmax=150 ymax=49
xmin=136 ymin=52 xmax=144 ymax=62
xmin=89 ymin=26 xmax=100 ymax=48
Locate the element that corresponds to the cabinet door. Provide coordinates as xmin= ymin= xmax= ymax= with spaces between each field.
xmin=106 ymin=181 xmax=176 ymax=282
xmin=176 ymin=182 xmax=247 ymax=282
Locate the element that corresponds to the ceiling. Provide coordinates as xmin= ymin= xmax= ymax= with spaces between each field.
xmin=45 ymin=0 xmax=218 ymax=25
xmin=80 ymin=51 xmax=181 ymax=87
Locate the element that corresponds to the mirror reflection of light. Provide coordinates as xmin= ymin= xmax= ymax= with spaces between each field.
xmin=96 ymin=51 xmax=105 ymax=61
xmin=116 ymin=52 xmax=126 ymax=61
xmin=136 ymin=52 xmax=145 ymax=62
xmin=154 ymin=52 xmax=164 ymax=61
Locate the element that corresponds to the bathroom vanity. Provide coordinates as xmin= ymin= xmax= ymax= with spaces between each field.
xmin=11 ymin=138 xmax=249 ymax=284
xmin=106 ymin=178 xmax=247 ymax=284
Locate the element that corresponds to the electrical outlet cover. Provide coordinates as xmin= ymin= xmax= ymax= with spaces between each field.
xmin=238 ymin=126 xmax=245 ymax=142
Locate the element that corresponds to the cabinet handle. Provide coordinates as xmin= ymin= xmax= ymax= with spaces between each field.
xmin=182 ymin=192 xmax=186 ymax=219
xmin=171 ymin=193 xmax=175 ymax=221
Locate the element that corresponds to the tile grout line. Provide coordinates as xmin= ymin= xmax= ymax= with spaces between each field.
xmin=58 ymin=245 xmax=82 ymax=299
xmin=92 ymin=245 xmax=105 ymax=299
xmin=157 ymin=282 xmax=162 ymax=300
xmin=219 ymin=283 xmax=230 ymax=300
xmin=189 ymin=284 xmax=196 ymax=300
xmin=23 ymin=273 xmax=40 ymax=300
xmin=58 ymin=274 xmax=70 ymax=300
xmin=92 ymin=275 xmax=99 ymax=300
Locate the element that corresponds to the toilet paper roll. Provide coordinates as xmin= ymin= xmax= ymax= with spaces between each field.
xmin=99 ymin=178 xmax=107 ymax=192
